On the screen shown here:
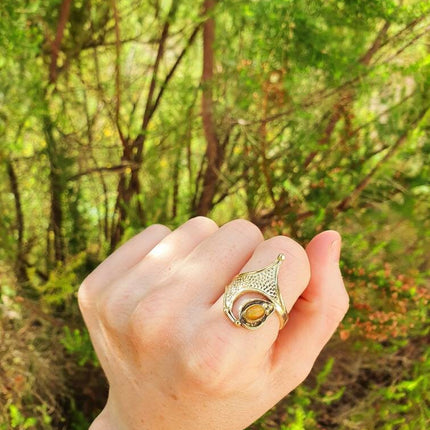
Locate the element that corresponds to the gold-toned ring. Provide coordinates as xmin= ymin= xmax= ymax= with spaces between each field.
xmin=223 ymin=254 xmax=288 ymax=330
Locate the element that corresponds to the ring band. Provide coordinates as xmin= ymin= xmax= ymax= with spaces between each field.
xmin=223 ymin=254 xmax=288 ymax=330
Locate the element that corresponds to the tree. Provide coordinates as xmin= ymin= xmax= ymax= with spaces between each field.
xmin=1 ymin=0 xmax=429 ymax=427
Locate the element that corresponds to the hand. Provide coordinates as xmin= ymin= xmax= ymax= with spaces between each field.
xmin=78 ymin=217 xmax=349 ymax=430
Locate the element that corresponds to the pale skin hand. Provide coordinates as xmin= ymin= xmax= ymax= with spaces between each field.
xmin=78 ymin=217 xmax=349 ymax=430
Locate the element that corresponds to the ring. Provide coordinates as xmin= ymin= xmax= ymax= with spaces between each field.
xmin=223 ymin=254 xmax=288 ymax=330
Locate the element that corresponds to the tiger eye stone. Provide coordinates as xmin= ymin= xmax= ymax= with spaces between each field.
xmin=243 ymin=304 xmax=266 ymax=322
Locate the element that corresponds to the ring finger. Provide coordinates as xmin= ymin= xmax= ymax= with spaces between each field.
xmin=188 ymin=236 xmax=310 ymax=377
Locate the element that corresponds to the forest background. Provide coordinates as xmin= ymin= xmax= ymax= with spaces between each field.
xmin=0 ymin=0 xmax=429 ymax=429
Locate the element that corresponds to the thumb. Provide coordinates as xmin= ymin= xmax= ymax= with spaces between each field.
xmin=270 ymin=230 xmax=349 ymax=389
xmin=303 ymin=230 xmax=348 ymax=309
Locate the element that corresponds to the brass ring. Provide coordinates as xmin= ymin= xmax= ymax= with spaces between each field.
xmin=223 ymin=254 xmax=288 ymax=330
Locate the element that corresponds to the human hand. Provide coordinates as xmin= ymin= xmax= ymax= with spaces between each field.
xmin=78 ymin=217 xmax=349 ymax=430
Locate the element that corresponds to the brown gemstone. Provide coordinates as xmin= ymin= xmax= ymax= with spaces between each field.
xmin=243 ymin=304 xmax=266 ymax=322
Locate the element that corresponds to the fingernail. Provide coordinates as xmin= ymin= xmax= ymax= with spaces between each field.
xmin=330 ymin=239 xmax=341 ymax=263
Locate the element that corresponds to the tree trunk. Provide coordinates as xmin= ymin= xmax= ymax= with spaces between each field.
xmin=110 ymin=142 xmax=143 ymax=250
xmin=42 ymin=0 xmax=72 ymax=265
xmin=49 ymin=0 xmax=73 ymax=84
xmin=6 ymin=160 xmax=29 ymax=284
xmin=109 ymin=0 xmax=198 ymax=249
xmin=193 ymin=0 xmax=224 ymax=216
xmin=44 ymin=114 xmax=66 ymax=265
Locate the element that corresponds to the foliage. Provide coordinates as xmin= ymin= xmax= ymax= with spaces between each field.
xmin=61 ymin=326 xmax=99 ymax=367
xmin=0 ymin=0 xmax=429 ymax=428
xmin=0 ymin=290 xmax=67 ymax=429
xmin=248 ymin=358 xmax=345 ymax=430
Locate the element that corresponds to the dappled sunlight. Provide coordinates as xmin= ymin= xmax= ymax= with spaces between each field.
xmin=1 ymin=0 xmax=429 ymax=428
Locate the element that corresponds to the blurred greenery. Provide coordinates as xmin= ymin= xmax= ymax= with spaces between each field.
xmin=0 ymin=0 xmax=429 ymax=428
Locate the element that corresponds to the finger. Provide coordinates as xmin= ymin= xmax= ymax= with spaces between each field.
xmin=94 ymin=217 xmax=219 ymax=332
xmin=78 ymin=224 xmax=170 ymax=341
xmin=231 ymin=236 xmax=310 ymax=320
xmin=83 ymin=224 xmax=171 ymax=292
xmin=125 ymin=219 xmax=264 ymax=361
xmin=176 ymin=219 xmax=264 ymax=303
xmin=132 ymin=216 xmax=219 ymax=278
xmin=269 ymin=231 xmax=349 ymax=395
xmin=198 ymin=235 xmax=310 ymax=371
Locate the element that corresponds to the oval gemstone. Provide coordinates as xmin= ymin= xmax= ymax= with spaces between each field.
xmin=243 ymin=304 xmax=266 ymax=322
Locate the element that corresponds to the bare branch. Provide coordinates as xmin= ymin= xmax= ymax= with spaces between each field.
xmin=335 ymin=106 xmax=430 ymax=213
xmin=140 ymin=1 xmax=179 ymax=132
xmin=69 ymin=163 xmax=140 ymax=181
xmin=359 ymin=21 xmax=391 ymax=65
xmin=194 ymin=0 xmax=224 ymax=215
xmin=151 ymin=23 xmax=202 ymax=118
xmin=49 ymin=0 xmax=72 ymax=84
xmin=111 ymin=0 xmax=125 ymax=143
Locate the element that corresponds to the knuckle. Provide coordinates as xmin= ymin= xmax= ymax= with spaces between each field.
xmin=144 ymin=223 xmax=171 ymax=236
xmin=98 ymin=289 xmax=131 ymax=334
xmin=224 ymin=219 xmax=264 ymax=242
xmin=98 ymin=293 xmax=119 ymax=331
xmin=328 ymin=290 xmax=350 ymax=323
xmin=180 ymin=331 xmax=238 ymax=394
xmin=297 ymin=285 xmax=349 ymax=330
xmin=127 ymin=293 xmax=172 ymax=350
xmin=312 ymin=297 xmax=349 ymax=339
xmin=186 ymin=216 xmax=219 ymax=232
xmin=77 ymin=277 xmax=95 ymax=313
xmin=339 ymin=287 xmax=350 ymax=312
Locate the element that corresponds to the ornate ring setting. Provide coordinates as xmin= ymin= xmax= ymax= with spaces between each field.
xmin=223 ymin=254 xmax=288 ymax=330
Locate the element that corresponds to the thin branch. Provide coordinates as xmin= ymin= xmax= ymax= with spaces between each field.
xmin=359 ymin=21 xmax=391 ymax=65
xmin=255 ymin=106 xmax=430 ymax=227
xmin=350 ymin=91 xmax=416 ymax=137
xmin=81 ymin=35 xmax=142 ymax=50
xmin=151 ymin=23 xmax=202 ymax=118
xmin=111 ymin=0 xmax=125 ymax=143
xmin=377 ymin=14 xmax=428 ymax=51
xmin=6 ymin=160 xmax=24 ymax=247
xmin=234 ymin=17 xmax=430 ymax=128
xmin=140 ymin=1 xmax=179 ymax=134
xmin=91 ymin=45 xmax=128 ymax=147
xmin=383 ymin=25 xmax=430 ymax=64
xmin=335 ymin=106 xmax=430 ymax=212
xmin=49 ymin=0 xmax=73 ymax=84
xmin=304 ymin=21 xmax=391 ymax=168
xmin=69 ymin=163 xmax=140 ymax=181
